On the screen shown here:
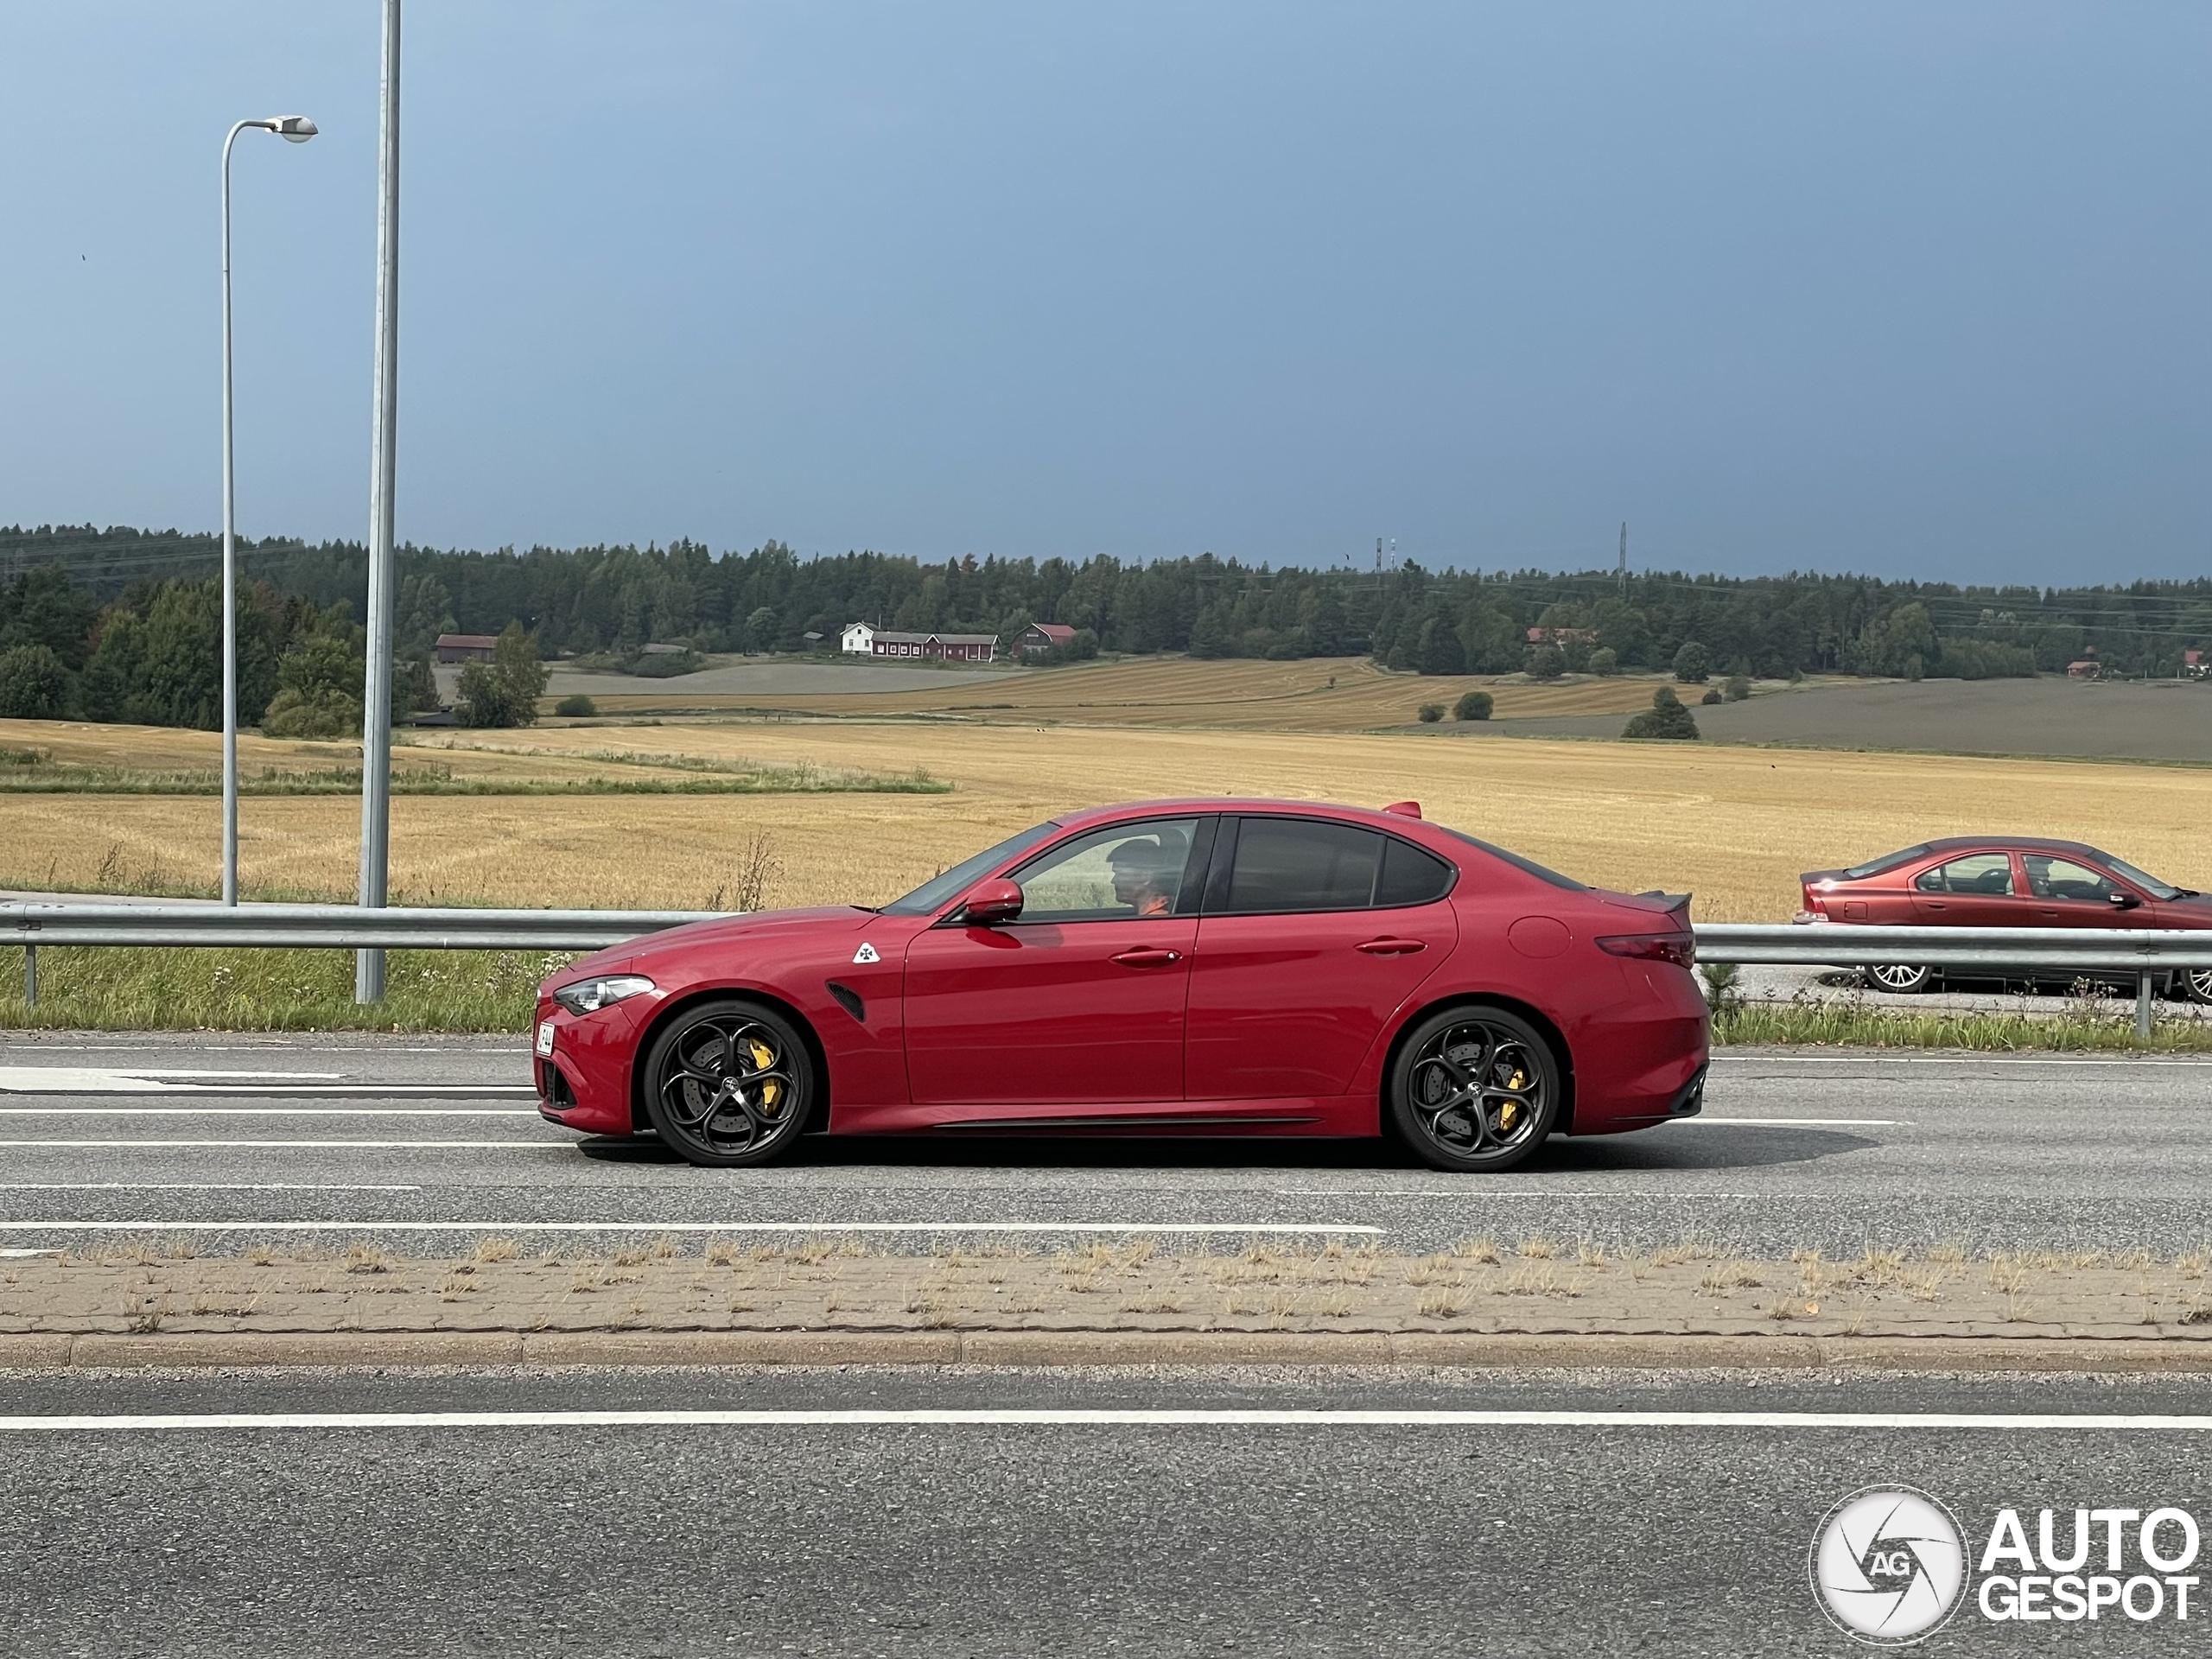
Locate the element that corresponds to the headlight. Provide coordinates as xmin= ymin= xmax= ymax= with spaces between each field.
xmin=551 ymin=975 xmax=656 ymax=1015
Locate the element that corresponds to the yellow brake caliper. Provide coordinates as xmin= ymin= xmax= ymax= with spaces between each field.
xmin=1496 ymin=1065 xmax=1528 ymax=1134
xmin=748 ymin=1039 xmax=783 ymax=1115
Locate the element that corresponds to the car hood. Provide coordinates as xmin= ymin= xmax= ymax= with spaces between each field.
xmin=546 ymin=906 xmax=874 ymax=986
xmin=2156 ymin=893 xmax=2212 ymax=927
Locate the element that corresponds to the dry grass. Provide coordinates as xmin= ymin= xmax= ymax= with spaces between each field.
xmin=3 ymin=696 xmax=2207 ymax=919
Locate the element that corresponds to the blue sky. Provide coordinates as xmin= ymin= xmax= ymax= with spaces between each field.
xmin=2 ymin=3 xmax=2208 ymax=583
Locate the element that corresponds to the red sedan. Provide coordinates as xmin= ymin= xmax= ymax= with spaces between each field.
xmin=1798 ymin=836 xmax=2212 ymax=999
xmin=533 ymin=799 xmax=1709 ymax=1172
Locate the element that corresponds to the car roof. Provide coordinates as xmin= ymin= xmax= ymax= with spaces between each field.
xmin=1052 ymin=798 xmax=1427 ymax=835
xmin=1916 ymin=836 xmax=2107 ymax=858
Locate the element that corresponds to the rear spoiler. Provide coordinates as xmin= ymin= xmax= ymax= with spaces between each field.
xmin=1636 ymin=891 xmax=1694 ymax=924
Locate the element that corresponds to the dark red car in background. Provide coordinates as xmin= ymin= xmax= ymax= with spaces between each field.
xmin=1798 ymin=836 xmax=2212 ymax=999
xmin=534 ymin=799 xmax=1710 ymax=1173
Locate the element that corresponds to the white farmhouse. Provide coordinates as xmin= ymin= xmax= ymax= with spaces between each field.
xmin=840 ymin=622 xmax=875 ymax=655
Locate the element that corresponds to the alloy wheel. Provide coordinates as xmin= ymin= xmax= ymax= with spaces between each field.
xmin=1866 ymin=963 xmax=1931 ymax=994
xmin=1398 ymin=1014 xmax=1554 ymax=1169
xmin=647 ymin=1004 xmax=809 ymax=1165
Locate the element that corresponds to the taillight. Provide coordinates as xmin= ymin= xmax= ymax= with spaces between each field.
xmin=1802 ymin=887 xmax=1828 ymax=917
xmin=1598 ymin=931 xmax=1696 ymax=969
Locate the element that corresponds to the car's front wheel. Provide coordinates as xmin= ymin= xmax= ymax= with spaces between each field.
xmin=1389 ymin=1007 xmax=1560 ymax=1173
xmin=2184 ymin=969 xmax=2212 ymax=1006
xmin=1866 ymin=964 xmax=1932 ymax=995
xmin=641 ymin=998 xmax=816 ymax=1167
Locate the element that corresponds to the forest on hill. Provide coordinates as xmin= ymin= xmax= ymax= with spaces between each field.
xmin=1 ymin=521 xmax=2208 ymax=728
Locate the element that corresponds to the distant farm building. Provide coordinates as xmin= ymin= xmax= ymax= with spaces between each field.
xmin=1012 ymin=623 xmax=1077 ymax=658
xmin=869 ymin=630 xmax=997 ymax=664
xmin=435 ymin=632 xmax=498 ymax=664
xmin=840 ymin=623 xmax=874 ymax=654
xmin=1525 ymin=626 xmax=1599 ymax=646
xmin=2067 ymin=659 xmax=2103 ymax=681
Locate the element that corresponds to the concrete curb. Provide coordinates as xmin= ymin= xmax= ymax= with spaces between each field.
xmin=12 ymin=1328 xmax=2212 ymax=1373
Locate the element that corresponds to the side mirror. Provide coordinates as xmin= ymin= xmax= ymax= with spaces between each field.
xmin=961 ymin=878 xmax=1025 ymax=926
xmin=2110 ymin=890 xmax=2143 ymax=910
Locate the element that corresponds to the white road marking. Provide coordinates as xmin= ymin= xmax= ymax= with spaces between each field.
xmin=1275 ymin=1188 xmax=1821 ymax=1199
xmin=1714 ymin=1055 xmax=2212 ymax=1068
xmin=4 ymin=1408 xmax=2211 ymax=1433
xmin=0 ymin=1249 xmax=60 ymax=1259
xmin=0 ymin=1077 xmax=534 ymax=1097
xmin=0 ymin=1219 xmax=1384 ymax=1236
xmin=0 ymin=1183 xmax=420 ymax=1192
xmin=0 ymin=1108 xmax=538 ymax=1116
xmin=0 ymin=1140 xmax=567 ymax=1150
xmin=1681 ymin=1117 xmax=1902 ymax=1127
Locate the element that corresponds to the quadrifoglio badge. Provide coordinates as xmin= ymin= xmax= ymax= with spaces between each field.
xmin=1811 ymin=1487 xmax=2203 ymax=1644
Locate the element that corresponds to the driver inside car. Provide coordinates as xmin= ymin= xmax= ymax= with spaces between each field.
xmin=1107 ymin=836 xmax=1183 ymax=918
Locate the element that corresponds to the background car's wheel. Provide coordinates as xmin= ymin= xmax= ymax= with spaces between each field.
xmin=641 ymin=998 xmax=816 ymax=1167
xmin=2185 ymin=969 xmax=2212 ymax=1006
xmin=1389 ymin=1007 xmax=1560 ymax=1173
xmin=1866 ymin=964 xmax=1932 ymax=995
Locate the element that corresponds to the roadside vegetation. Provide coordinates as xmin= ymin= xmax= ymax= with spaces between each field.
xmin=1714 ymin=1002 xmax=2212 ymax=1053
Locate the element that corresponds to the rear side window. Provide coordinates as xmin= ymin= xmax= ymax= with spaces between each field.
xmin=1375 ymin=837 xmax=1453 ymax=906
xmin=1220 ymin=819 xmax=1381 ymax=913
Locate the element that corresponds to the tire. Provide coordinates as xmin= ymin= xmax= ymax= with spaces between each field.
xmin=1389 ymin=1007 xmax=1560 ymax=1173
xmin=2185 ymin=969 xmax=2212 ymax=1006
xmin=640 ymin=998 xmax=816 ymax=1168
xmin=1866 ymin=964 xmax=1932 ymax=995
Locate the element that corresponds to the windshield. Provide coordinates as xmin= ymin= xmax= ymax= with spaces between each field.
xmin=880 ymin=822 xmax=1062 ymax=916
xmin=1439 ymin=829 xmax=1586 ymax=891
xmin=1842 ymin=844 xmax=1930 ymax=880
xmin=2101 ymin=852 xmax=2183 ymax=901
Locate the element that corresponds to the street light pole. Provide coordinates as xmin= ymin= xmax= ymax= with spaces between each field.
xmin=357 ymin=0 xmax=402 ymax=1001
xmin=219 ymin=114 xmax=316 ymax=907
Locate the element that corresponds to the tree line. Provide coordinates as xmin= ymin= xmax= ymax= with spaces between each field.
xmin=3 ymin=522 xmax=2209 ymax=728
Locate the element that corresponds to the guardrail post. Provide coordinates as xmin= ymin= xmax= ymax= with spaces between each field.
xmin=22 ymin=944 xmax=35 ymax=1010
xmin=2139 ymin=971 xmax=2154 ymax=1043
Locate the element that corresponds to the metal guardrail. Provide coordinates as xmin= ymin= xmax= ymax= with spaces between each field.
xmin=3 ymin=905 xmax=2199 ymax=1034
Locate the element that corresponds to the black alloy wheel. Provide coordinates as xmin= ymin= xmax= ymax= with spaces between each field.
xmin=1866 ymin=963 xmax=1933 ymax=995
xmin=641 ymin=999 xmax=816 ymax=1167
xmin=1389 ymin=1007 xmax=1560 ymax=1173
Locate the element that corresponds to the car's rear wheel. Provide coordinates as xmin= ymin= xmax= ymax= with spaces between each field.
xmin=1389 ymin=1007 xmax=1560 ymax=1173
xmin=641 ymin=999 xmax=815 ymax=1167
xmin=1866 ymin=964 xmax=1932 ymax=995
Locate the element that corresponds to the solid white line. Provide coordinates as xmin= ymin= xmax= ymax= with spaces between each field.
xmin=0 ymin=1140 xmax=566 ymax=1150
xmin=3 ymin=1408 xmax=2209 ymax=1433
xmin=0 ymin=1108 xmax=539 ymax=1116
xmin=0 ymin=1067 xmax=343 ymax=1080
xmin=0 ymin=1183 xmax=420 ymax=1192
xmin=0 ymin=1085 xmax=536 ymax=1097
xmin=1681 ymin=1117 xmax=1902 ymax=1127
xmin=1275 ymin=1188 xmax=1820 ymax=1199
xmin=0 ymin=1219 xmax=1384 ymax=1235
xmin=1714 ymin=1056 xmax=2212 ymax=1068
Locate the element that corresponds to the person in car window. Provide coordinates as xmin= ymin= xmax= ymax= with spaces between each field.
xmin=1108 ymin=836 xmax=1182 ymax=917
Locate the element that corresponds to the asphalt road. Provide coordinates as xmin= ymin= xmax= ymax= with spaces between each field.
xmin=7 ymin=1362 xmax=2212 ymax=1656
xmin=3 ymin=1033 xmax=2209 ymax=1256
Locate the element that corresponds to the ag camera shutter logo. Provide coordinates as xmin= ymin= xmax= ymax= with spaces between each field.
xmin=1809 ymin=1486 xmax=1969 ymax=1645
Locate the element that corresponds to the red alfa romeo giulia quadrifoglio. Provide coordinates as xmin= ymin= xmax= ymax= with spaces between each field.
xmin=532 ymin=799 xmax=1709 ymax=1172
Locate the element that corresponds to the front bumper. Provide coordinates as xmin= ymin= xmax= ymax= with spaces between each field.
xmin=532 ymin=994 xmax=653 ymax=1136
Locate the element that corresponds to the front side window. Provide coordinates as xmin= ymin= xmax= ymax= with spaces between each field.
xmin=881 ymin=822 xmax=1060 ymax=916
xmin=1914 ymin=853 xmax=2014 ymax=896
xmin=1007 ymin=819 xmax=1203 ymax=923
xmin=2024 ymin=855 xmax=2120 ymax=903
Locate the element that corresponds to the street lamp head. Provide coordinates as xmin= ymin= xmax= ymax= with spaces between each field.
xmin=268 ymin=116 xmax=318 ymax=143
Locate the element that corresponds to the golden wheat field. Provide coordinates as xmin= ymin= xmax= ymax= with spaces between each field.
xmin=567 ymin=654 xmax=1707 ymax=729
xmin=3 ymin=713 xmax=2205 ymax=921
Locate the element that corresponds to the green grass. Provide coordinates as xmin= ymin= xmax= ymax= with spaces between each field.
xmin=1 ymin=944 xmax=563 ymax=1032
xmin=1715 ymin=1001 xmax=2212 ymax=1052
xmin=0 ymin=758 xmax=951 ymax=796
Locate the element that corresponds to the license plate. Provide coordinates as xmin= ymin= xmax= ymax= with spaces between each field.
xmin=535 ymin=1020 xmax=556 ymax=1058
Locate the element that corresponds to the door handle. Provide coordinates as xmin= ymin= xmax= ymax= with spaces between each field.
xmin=1109 ymin=947 xmax=1183 ymax=968
xmin=1356 ymin=938 xmax=1426 ymax=956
